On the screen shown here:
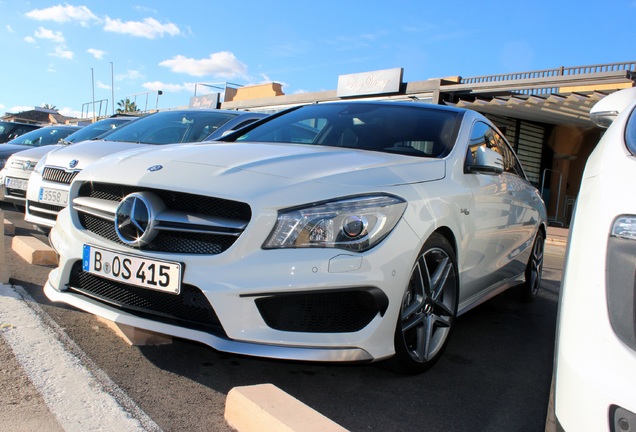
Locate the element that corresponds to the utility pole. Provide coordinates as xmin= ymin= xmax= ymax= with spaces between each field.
xmin=91 ymin=67 xmax=96 ymax=122
xmin=110 ymin=62 xmax=115 ymax=116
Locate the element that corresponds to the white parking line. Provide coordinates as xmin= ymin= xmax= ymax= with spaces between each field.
xmin=0 ymin=284 xmax=161 ymax=432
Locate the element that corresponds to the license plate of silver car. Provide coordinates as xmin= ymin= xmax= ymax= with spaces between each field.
xmin=5 ymin=177 xmax=28 ymax=190
xmin=39 ymin=187 xmax=69 ymax=205
xmin=82 ymin=244 xmax=182 ymax=294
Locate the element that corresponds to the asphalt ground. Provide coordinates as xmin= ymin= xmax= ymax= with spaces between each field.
xmin=0 ymin=202 xmax=565 ymax=431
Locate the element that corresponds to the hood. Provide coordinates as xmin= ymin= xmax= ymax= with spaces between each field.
xmin=10 ymin=144 xmax=63 ymax=162
xmin=78 ymin=142 xmax=446 ymax=202
xmin=0 ymin=143 xmax=31 ymax=157
xmin=42 ymin=139 xmax=150 ymax=170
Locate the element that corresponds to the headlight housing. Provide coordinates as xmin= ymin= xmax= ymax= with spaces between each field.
xmin=263 ymin=195 xmax=407 ymax=252
xmin=33 ymin=154 xmax=48 ymax=175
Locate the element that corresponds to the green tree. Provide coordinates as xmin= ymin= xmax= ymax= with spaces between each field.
xmin=42 ymin=103 xmax=57 ymax=110
xmin=116 ymin=98 xmax=140 ymax=114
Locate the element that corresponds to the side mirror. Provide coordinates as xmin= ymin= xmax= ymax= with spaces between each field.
xmin=467 ymin=146 xmax=504 ymax=174
xmin=590 ymin=87 xmax=636 ymax=128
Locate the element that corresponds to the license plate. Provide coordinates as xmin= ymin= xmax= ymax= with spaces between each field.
xmin=82 ymin=245 xmax=182 ymax=294
xmin=39 ymin=187 xmax=69 ymax=205
xmin=5 ymin=177 xmax=28 ymax=190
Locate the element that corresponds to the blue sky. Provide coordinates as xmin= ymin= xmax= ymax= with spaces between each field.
xmin=0 ymin=1 xmax=634 ymax=119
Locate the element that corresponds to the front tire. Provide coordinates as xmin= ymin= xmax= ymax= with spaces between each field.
xmin=387 ymin=233 xmax=458 ymax=374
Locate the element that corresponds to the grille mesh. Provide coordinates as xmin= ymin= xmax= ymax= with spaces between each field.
xmin=68 ymin=260 xmax=225 ymax=335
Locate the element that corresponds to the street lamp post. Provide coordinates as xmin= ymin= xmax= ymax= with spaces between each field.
xmin=110 ymin=62 xmax=115 ymax=116
xmin=91 ymin=67 xmax=96 ymax=122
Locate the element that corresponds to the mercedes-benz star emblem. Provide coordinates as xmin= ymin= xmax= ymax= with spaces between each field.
xmin=114 ymin=192 xmax=163 ymax=246
xmin=69 ymin=159 xmax=79 ymax=169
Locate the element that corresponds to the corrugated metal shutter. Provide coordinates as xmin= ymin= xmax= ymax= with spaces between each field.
xmin=488 ymin=115 xmax=544 ymax=187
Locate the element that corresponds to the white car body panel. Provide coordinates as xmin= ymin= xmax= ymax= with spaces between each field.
xmin=554 ymin=92 xmax=636 ymax=430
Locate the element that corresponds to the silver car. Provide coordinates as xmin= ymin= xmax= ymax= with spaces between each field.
xmin=25 ymin=109 xmax=266 ymax=229
xmin=0 ymin=117 xmax=134 ymax=207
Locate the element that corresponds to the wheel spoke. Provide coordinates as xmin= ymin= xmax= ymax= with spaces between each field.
xmin=402 ymin=307 xmax=425 ymax=332
xmin=430 ymin=256 xmax=452 ymax=302
xmin=413 ymin=318 xmax=432 ymax=361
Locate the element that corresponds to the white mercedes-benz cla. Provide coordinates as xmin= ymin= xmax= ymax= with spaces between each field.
xmin=45 ymin=101 xmax=547 ymax=374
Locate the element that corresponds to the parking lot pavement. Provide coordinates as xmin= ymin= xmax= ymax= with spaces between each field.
xmin=0 ymin=283 xmax=159 ymax=432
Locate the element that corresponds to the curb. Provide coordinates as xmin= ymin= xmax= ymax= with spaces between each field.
xmin=224 ymin=383 xmax=348 ymax=432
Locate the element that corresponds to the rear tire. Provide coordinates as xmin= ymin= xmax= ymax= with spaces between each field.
xmin=521 ymin=230 xmax=545 ymax=302
xmin=385 ymin=233 xmax=458 ymax=374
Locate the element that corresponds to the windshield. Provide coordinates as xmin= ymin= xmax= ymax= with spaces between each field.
xmin=64 ymin=118 xmax=133 ymax=144
xmin=0 ymin=122 xmax=40 ymax=143
xmin=102 ymin=110 xmax=238 ymax=145
xmin=228 ymin=103 xmax=461 ymax=158
xmin=5 ymin=126 xmax=78 ymax=147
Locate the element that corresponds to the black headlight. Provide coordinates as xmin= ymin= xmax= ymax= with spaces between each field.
xmin=606 ymin=215 xmax=636 ymax=350
xmin=625 ymin=105 xmax=636 ymax=156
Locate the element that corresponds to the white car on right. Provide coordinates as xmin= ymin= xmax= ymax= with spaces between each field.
xmin=552 ymin=86 xmax=636 ymax=431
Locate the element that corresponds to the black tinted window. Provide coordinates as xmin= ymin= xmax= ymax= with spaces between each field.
xmin=230 ymin=103 xmax=460 ymax=158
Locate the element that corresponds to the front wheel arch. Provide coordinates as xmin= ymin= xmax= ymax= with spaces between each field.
xmin=384 ymin=232 xmax=459 ymax=374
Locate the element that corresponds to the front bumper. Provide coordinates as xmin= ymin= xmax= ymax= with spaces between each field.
xmin=46 ymin=206 xmax=422 ymax=362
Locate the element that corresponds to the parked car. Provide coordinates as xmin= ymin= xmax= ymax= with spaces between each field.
xmin=45 ymin=101 xmax=547 ymax=374
xmin=0 ymin=121 xmax=40 ymax=143
xmin=0 ymin=125 xmax=81 ymax=172
xmin=0 ymin=117 xmax=135 ymax=207
xmin=25 ymin=109 xmax=266 ymax=229
xmin=551 ymin=87 xmax=636 ymax=430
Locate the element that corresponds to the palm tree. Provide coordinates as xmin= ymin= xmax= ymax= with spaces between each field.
xmin=116 ymin=98 xmax=140 ymax=114
xmin=42 ymin=103 xmax=57 ymax=110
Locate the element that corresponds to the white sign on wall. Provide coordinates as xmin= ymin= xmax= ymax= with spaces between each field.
xmin=337 ymin=68 xmax=403 ymax=97
xmin=189 ymin=93 xmax=220 ymax=109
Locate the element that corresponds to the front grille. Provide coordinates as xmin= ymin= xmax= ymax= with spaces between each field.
xmin=27 ymin=201 xmax=64 ymax=221
xmin=68 ymin=260 xmax=225 ymax=336
xmin=6 ymin=188 xmax=26 ymax=199
xmin=255 ymin=290 xmax=382 ymax=333
xmin=75 ymin=182 xmax=251 ymax=255
xmin=43 ymin=167 xmax=80 ymax=184
xmin=79 ymin=212 xmax=235 ymax=254
xmin=78 ymin=182 xmax=251 ymax=221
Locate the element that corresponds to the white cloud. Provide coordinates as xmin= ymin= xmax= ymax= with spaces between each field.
xmin=6 ymin=25 xmax=14 ymax=33
xmin=96 ymin=80 xmax=111 ymax=90
xmin=142 ymin=81 xmax=195 ymax=93
xmin=87 ymin=48 xmax=106 ymax=59
xmin=159 ymin=51 xmax=248 ymax=79
xmin=58 ymin=107 xmax=83 ymax=118
xmin=25 ymin=4 xmax=98 ymax=27
xmin=49 ymin=46 xmax=74 ymax=59
xmin=9 ymin=105 xmax=35 ymax=113
xmin=103 ymin=17 xmax=180 ymax=39
xmin=34 ymin=27 xmax=65 ymax=43
xmin=115 ymin=70 xmax=144 ymax=81
xmin=24 ymin=36 xmax=36 ymax=44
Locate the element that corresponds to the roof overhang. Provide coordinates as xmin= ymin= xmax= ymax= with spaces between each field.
xmin=442 ymin=70 xmax=636 ymax=127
